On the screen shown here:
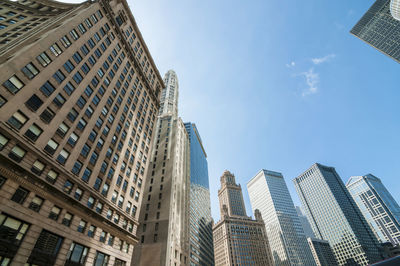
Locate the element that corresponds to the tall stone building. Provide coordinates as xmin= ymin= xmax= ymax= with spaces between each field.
xmin=213 ymin=171 xmax=273 ymax=266
xmin=0 ymin=0 xmax=164 ymax=265
xmin=351 ymin=0 xmax=400 ymax=63
xmin=346 ymin=174 xmax=400 ymax=246
xmin=247 ymin=169 xmax=316 ymax=266
xmin=293 ymin=163 xmax=382 ymax=266
xmin=132 ymin=70 xmax=190 ymax=266
xmin=184 ymin=122 xmax=214 ymax=266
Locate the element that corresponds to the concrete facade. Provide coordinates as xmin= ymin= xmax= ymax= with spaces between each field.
xmin=0 ymin=0 xmax=163 ymax=265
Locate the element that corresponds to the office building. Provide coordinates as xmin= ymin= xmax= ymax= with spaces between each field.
xmin=346 ymin=174 xmax=400 ymax=245
xmin=132 ymin=70 xmax=190 ymax=266
xmin=213 ymin=170 xmax=273 ymax=266
xmin=351 ymin=0 xmax=400 ymax=63
xmin=0 ymin=0 xmax=164 ymax=265
xmin=390 ymin=0 xmax=400 ymax=20
xmin=307 ymin=238 xmax=338 ymax=266
xmin=247 ymin=169 xmax=316 ymax=266
xmin=184 ymin=122 xmax=214 ymax=266
xmin=296 ymin=206 xmax=316 ymax=238
xmin=294 ymin=163 xmax=382 ymax=266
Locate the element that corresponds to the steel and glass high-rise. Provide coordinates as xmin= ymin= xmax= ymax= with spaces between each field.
xmin=346 ymin=174 xmax=400 ymax=246
xmin=351 ymin=0 xmax=400 ymax=63
xmin=0 ymin=0 xmax=164 ymax=265
xmin=184 ymin=122 xmax=214 ymax=266
xmin=294 ymin=163 xmax=382 ymax=266
xmin=247 ymin=169 xmax=316 ymax=266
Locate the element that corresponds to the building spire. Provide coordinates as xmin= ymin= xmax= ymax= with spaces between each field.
xmin=159 ymin=69 xmax=179 ymax=117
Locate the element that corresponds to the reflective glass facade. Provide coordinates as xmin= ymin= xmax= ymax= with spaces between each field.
xmin=247 ymin=170 xmax=316 ymax=266
xmin=294 ymin=164 xmax=382 ymax=266
xmin=184 ymin=122 xmax=214 ymax=265
xmin=346 ymin=174 xmax=400 ymax=245
xmin=351 ymin=0 xmax=400 ymax=63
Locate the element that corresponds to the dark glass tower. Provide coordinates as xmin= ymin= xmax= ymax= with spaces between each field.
xmin=351 ymin=0 xmax=400 ymax=63
xmin=184 ymin=122 xmax=214 ymax=266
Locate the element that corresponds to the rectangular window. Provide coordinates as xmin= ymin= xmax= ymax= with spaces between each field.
xmin=53 ymin=93 xmax=66 ymax=107
xmin=88 ymin=225 xmax=96 ymax=238
xmin=53 ymin=70 xmax=65 ymax=84
xmin=27 ymin=230 xmax=63 ymax=266
xmin=3 ymin=75 xmax=24 ymax=94
xmin=64 ymin=82 xmax=76 ymax=96
xmin=21 ymin=62 xmax=39 ymax=79
xmin=11 ymin=186 xmax=29 ymax=204
xmin=61 ymin=35 xmax=71 ymax=47
xmin=80 ymin=44 xmax=89 ymax=55
xmin=37 ymin=52 xmax=52 ymax=67
xmin=67 ymin=108 xmax=78 ymax=122
xmin=39 ymin=81 xmax=55 ymax=97
xmin=40 ymin=108 xmax=55 ymax=124
xmin=78 ymin=23 xmax=86 ymax=34
xmin=81 ymin=63 xmax=90 ymax=74
xmin=29 ymin=196 xmax=44 ymax=212
xmin=8 ymin=110 xmax=28 ymax=129
xmin=67 ymin=132 xmax=79 ymax=146
xmin=62 ymin=212 xmax=73 ymax=227
xmin=74 ymin=187 xmax=83 ymax=201
xmin=49 ymin=206 xmax=61 ymax=220
xmin=44 ymin=139 xmax=58 ymax=155
xmin=66 ymin=242 xmax=88 ymax=265
xmin=46 ymin=169 xmax=58 ymax=183
xmin=82 ymin=168 xmax=92 ymax=182
xmin=77 ymin=118 xmax=87 ymax=130
xmin=72 ymin=51 xmax=83 ymax=64
xmin=25 ymin=94 xmax=43 ymax=111
xmin=31 ymin=160 xmax=45 ymax=175
xmin=76 ymin=96 xmax=87 ymax=109
xmin=9 ymin=145 xmax=26 ymax=162
xmin=56 ymin=149 xmax=69 ymax=164
xmin=69 ymin=29 xmax=79 ymax=40
xmin=73 ymin=72 xmax=83 ymax=84
xmin=50 ymin=43 xmax=62 ymax=56
xmin=56 ymin=122 xmax=69 ymax=137
xmin=77 ymin=220 xmax=86 ymax=233
xmin=63 ymin=60 xmax=75 ymax=73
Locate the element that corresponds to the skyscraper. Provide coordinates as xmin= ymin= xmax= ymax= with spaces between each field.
xmin=351 ymin=0 xmax=400 ymax=63
xmin=184 ymin=122 xmax=214 ymax=266
xmin=0 ymin=0 xmax=163 ymax=265
xmin=294 ymin=163 xmax=382 ymax=266
xmin=247 ymin=169 xmax=316 ymax=266
xmin=132 ymin=70 xmax=191 ymax=266
xmin=296 ymin=206 xmax=316 ymax=238
xmin=346 ymin=174 xmax=400 ymax=246
xmin=213 ymin=170 xmax=273 ymax=266
xmin=307 ymin=238 xmax=338 ymax=266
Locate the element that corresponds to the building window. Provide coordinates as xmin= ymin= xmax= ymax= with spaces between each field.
xmin=44 ymin=139 xmax=58 ymax=155
xmin=21 ymin=62 xmax=39 ymax=79
xmin=94 ymin=251 xmax=109 ymax=265
xmin=72 ymin=161 xmax=83 ymax=175
xmin=29 ymin=196 xmax=44 ymax=212
xmin=111 ymin=191 xmax=118 ymax=203
xmin=31 ymin=160 xmax=45 ymax=175
xmin=40 ymin=81 xmax=56 ymax=97
xmin=106 ymin=209 xmax=113 ymax=219
xmin=96 ymin=202 xmax=103 ymax=214
xmin=60 ymin=35 xmax=71 ymax=48
xmin=114 ymin=259 xmax=126 ymax=266
xmin=87 ymin=196 xmax=95 ymax=208
xmin=118 ymin=195 xmax=124 ymax=208
xmin=65 ymin=242 xmax=88 ymax=266
xmin=99 ymin=231 xmax=107 ymax=243
xmin=77 ymin=118 xmax=87 ymax=130
xmin=46 ymin=169 xmax=58 ymax=184
xmin=53 ymin=70 xmax=65 ymax=84
xmin=67 ymin=132 xmax=79 ymax=147
xmin=50 ymin=43 xmax=62 ymax=56
xmin=63 ymin=180 xmax=74 ymax=194
xmin=82 ymin=168 xmax=92 ymax=183
xmin=24 ymin=123 xmax=42 ymax=141
xmin=36 ymin=52 xmax=52 ymax=67
xmin=64 ymin=82 xmax=76 ymax=96
xmin=74 ymin=187 xmax=83 ymax=201
xmin=57 ymin=149 xmax=69 ymax=165
xmin=3 ymin=75 xmax=24 ymax=93
xmin=27 ymin=230 xmax=63 ymax=266
xmin=77 ymin=220 xmax=86 ymax=233
xmin=0 ymin=213 xmax=30 ymax=261
xmin=8 ymin=110 xmax=28 ymax=129
xmin=40 ymin=108 xmax=55 ymax=123
xmin=0 ymin=134 xmax=8 ymax=151
xmin=62 ymin=212 xmax=73 ymax=227
xmin=108 ymin=235 xmax=114 ymax=246
xmin=80 ymin=143 xmax=90 ymax=157
xmin=11 ymin=187 xmax=29 ymax=204
xmin=9 ymin=145 xmax=26 ymax=162
xmin=93 ymin=177 xmax=102 ymax=191
xmin=56 ymin=122 xmax=69 ymax=137
xmin=49 ymin=206 xmax=61 ymax=220
xmin=88 ymin=225 xmax=96 ymax=238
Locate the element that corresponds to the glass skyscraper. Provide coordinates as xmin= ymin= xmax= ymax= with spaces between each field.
xmin=294 ymin=163 xmax=382 ymax=266
xmin=247 ymin=169 xmax=316 ymax=266
xmin=184 ymin=122 xmax=214 ymax=265
xmin=351 ymin=0 xmax=400 ymax=63
xmin=346 ymin=174 xmax=400 ymax=246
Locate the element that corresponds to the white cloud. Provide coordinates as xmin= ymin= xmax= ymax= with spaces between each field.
xmin=286 ymin=61 xmax=296 ymax=68
xmin=311 ymin=54 xmax=336 ymax=65
xmin=301 ymin=68 xmax=319 ymax=96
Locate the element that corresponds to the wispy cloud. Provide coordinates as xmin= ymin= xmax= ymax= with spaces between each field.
xmin=301 ymin=68 xmax=319 ymax=96
xmin=286 ymin=61 xmax=296 ymax=68
xmin=311 ymin=54 xmax=336 ymax=65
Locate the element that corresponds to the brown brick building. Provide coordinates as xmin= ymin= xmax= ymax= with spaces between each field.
xmin=0 ymin=0 xmax=163 ymax=265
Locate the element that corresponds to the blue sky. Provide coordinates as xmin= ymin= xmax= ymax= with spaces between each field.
xmin=67 ymin=0 xmax=400 ymax=221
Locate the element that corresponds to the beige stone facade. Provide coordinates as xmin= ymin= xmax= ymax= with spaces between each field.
xmin=0 ymin=0 xmax=163 ymax=265
xmin=213 ymin=171 xmax=273 ymax=266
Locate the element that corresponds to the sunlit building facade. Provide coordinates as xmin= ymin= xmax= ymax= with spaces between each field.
xmin=0 ymin=0 xmax=164 ymax=265
xmin=346 ymin=174 xmax=400 ymax=246
xmin=351 ymin=0 xmax=400 ymax=63
xmin=184 ymin=122 xmax=214 ymax=266
xmin=247 ymin=169 xmax=316 ymax=266
xmin=213 ymin=171 xmax=273 ymax=266
xmin=294 ymin=163 xmax=382 ymax=266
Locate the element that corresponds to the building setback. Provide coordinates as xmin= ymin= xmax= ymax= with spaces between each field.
xmin=132 ymin=70 xmax=190 ymax=266
xmin=307 ymin=238 xmax=338 ymax=266
xmin=346 ymin=174 xmax=400 ymax=246
xmin=184 ymin=122 xmax=214 ymax=266
xmin=351 ymin=0 xmax=400 ymax=63
xmin=296 ymin=206 xmax=316 ymax=238
xmin=247 ymin=169 xmax=316 ymax=266
xmin=294 ymin=163 xmax=382 ymax=266
xmin=0 ymin=0 xmax=164 ymax=265
xmin=213 ymin=171 xmax=273 ymax=266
